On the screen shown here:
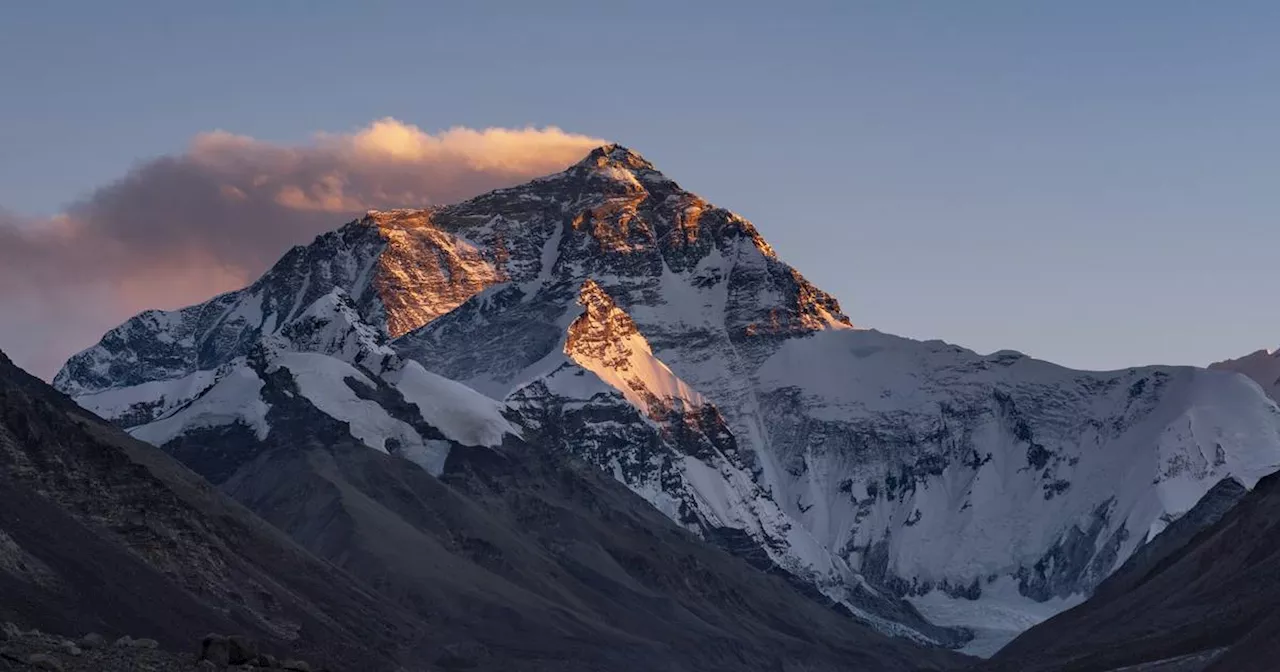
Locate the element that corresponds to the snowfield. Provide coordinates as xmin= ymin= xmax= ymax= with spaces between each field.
xmin=388 ymin=360 xmax=518 ymax=449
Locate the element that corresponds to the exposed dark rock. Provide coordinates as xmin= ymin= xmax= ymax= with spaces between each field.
xmin=434 ymin=642 xmax=484 ymax=670
xmin=0 ymin=625 xmax=297 ymax=672
xmin=26 ymin=653 xmax=63 ymax=671
xmin=226 ymin=635 xmax=257 ymax=664
xmin=198 ymin=634 xmax=229 ymax=666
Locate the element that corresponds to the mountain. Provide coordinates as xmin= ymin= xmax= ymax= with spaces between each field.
xmin=0 ymin=348 xmax=417 ymax=670
xmin=986 ymin=471 xmax=1280 ymax=671
xmin=40 ymin=308 xmax=966 ymax=669
xmin=1210 ymin=348 xmax=1280 ymax=403
xmin=3 ymin=344 xmax=970 ymax=671
xmin=54 ymin=144 xmax=1280 ymax=653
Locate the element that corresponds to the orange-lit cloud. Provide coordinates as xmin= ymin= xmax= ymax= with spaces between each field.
xmin=0 ymin=119 xmax=606 ymax=379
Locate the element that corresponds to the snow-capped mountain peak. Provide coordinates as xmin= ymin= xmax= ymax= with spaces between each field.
xmin=54 ymin=145 xmax=1280 ymax=655
xmin=572 ymin=143 xmax=658 ymax=173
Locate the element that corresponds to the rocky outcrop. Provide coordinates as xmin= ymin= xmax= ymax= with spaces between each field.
xmin=0 ymin=627 xmax=323 ymax=672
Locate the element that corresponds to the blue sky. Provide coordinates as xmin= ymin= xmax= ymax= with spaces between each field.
xmin=2 ymin=1 xmax=1278 ymax=370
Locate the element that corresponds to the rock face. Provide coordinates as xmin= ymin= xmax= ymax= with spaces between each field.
xmin=55 ymin=145 xmax=1280 ymax=650
xmin=987 ymin=471 xmax=1280 ymax=672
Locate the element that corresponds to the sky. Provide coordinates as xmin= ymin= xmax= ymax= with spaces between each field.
xmin=1 ymin=1 xmax=1278 ymax=379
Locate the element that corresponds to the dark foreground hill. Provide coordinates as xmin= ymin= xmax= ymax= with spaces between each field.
xmin=0 ymin=350 xmax=413 ymax=670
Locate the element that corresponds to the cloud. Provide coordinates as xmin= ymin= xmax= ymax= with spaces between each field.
xmin=0 ymin=119 xmax=606 ymax=379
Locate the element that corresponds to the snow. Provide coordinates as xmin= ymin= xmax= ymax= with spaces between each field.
xmin=223 ymin=290 xmax=264 ymax=330
xmin=751 ymin=327 xmax=1280 ymax=637
xmin=572 ymin=327 xmax=705 ymax=415
xmin=76 ymin=367 xmax=220 ymax=426
xmin=282 ymin=270 xmax=314 ymax=324
xmin=594 ymin=164 xmax=645 ymax=189
xmin=386 ymin=360 xmax=518 ymax=448
xmin=274 ymin=287 xmax=387 ymax=364
xmin=509 ymin=326 xmax=912 ymax=636
xmin=909 ymin=577 xmax=1084 ymax=657
xmin=131 ymin=365 xmax=271 ymax=445
xmin=563 ymin=280 xmax=708 ymax=416
xmin=122 ymin=346 xmax=510 ymax=476
xmin=681 ymin=457 xmax=737 ymax=526
xmin=536 ymin=362 xmax=615 ymax=401
xmin=271 ymin=352 xmax=447 ymax=473
xmin=520 ymin=219 xmax=564 ymax=295
xmin=626 ymin=254 xmax=730 ymax=330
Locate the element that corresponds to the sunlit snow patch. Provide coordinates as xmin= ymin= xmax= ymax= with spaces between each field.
xmin=387 ymin=360 xmax=519 ymax=448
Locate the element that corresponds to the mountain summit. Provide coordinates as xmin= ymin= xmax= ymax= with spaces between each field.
xmin=572 ymin=143 xmax=659 ymax=172
xmin=55 ymin=146 xmax=1280 ymax=655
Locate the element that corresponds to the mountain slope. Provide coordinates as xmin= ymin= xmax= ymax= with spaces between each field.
xmin=0 ymin=349 xmax=416 ymax=670
xmin=757 ymin=329 xmax=1280 ymax=653
xmin=986 ymin=471 xmax=1280 ymax=671
xmin=1210 ymin=347 xmax=1280 ymax=403
xmin=45 ymin=293 xmax=968 ymax=670
xmin=220 ymin=382 xmax=969 ymax=671
xmin=170 ymin=356 xmax=964 ymax=665
xmin=55 ymin=144 xmax=1280 ymax=651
